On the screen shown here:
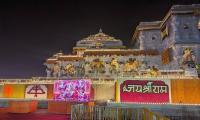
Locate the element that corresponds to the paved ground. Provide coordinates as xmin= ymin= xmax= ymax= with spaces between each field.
xmin=0 ymin=108 xmax=70 ymax=120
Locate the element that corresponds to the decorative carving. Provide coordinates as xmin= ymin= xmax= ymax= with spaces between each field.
xmin=124 ymin=58 xmax=141 ymax=75
xmin=89 ymin=58 xmax=105 ymax=74
xmin=95 ymin=42 xmax=104 ymax=48
xmin=109 ymin=58 xmax=120 ymax=74
xmin=64 ymin=64 xmax=76 ymax=76
xmin=147 ymin=66 xmax=159 ymax=77
xmin=52 ymin=63 xmax=61 ymax=77
xmin=194 ymin=8 xmax=200 ymax=16
xmin=195 ymin=64 xmax=200 ymax=76
xmin=196 ymin=64 xmax=200 ymax=70
xmin=182 ymin=48 xmax=196 ymax=68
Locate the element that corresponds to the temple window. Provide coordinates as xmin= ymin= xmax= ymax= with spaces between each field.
xmin=152 ymin=36 xmax=156 ymax=40
xmin=183 ymin=24 xmax=189 ymax=29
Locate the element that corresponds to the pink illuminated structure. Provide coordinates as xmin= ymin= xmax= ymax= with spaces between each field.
xmin=54 ymin=79 xmax=91 ymax=102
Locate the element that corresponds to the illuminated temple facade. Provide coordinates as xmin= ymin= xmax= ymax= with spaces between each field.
xmin=45 ymin=29 xmax=161 ymax=79
xmin=1 ymin=5 xmax=200 ymax=115
xmin=45 ymin=5 xmax=200 ymax=79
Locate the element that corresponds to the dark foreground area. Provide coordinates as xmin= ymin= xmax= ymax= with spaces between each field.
xmin=0 ymin=109 xmax=70 ymax=120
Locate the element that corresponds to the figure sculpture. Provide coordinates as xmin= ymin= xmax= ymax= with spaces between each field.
xmin=182 ymin=48 xmax=196 ymax=68
xmin=109 ymin=58 xmax=120 ymax=74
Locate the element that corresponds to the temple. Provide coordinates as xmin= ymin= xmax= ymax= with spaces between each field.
xmin=0 ymin=4 xmax=200 ymax=119
xmin=45 ymin=5 xmax=200 ymax=78
xmin=45 ymin=28 xmax=162 ymax=79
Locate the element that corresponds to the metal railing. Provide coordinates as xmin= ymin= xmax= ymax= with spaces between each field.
xmin=71 ymin=104 xmax=170 ymax=120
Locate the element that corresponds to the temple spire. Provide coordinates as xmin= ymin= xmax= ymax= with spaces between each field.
xmin=99 ymin=28 xmax=103 ymax=33
xmin=59 ymin=50 xmax=63 ymax=53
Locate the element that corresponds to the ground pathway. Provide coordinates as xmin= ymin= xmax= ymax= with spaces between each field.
xmin=0 ymin=108 xmax=70 ymax=120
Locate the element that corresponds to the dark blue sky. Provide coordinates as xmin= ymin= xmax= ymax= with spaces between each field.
xmin=0 ymin=0 xmax=199 ymax=78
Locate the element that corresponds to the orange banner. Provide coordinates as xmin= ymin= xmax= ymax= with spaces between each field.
xmin=171 ymin=79 xmax=200 ymax=104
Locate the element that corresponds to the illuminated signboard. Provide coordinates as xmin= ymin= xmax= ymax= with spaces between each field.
xmin=54 ymin=79 xmax=91 ymax=102
xmin=120 ymin=80 xmax=169 ymax=103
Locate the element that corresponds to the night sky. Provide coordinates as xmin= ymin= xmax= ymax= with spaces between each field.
xmin=0 ymin=0 xmax=199 ymax=78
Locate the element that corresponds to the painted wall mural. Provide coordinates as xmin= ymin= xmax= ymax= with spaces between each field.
xmin=119 ymin=80 xmax=170 ymax=103
xmin=54 ymin=79 xmax=91 ymax=102
xmin=25 ymin=85 xmax=47 ymax=99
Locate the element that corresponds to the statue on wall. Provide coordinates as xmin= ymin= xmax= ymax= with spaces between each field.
xmin=109 ymin=58 xmax=120 ymax=74
xmin=64 ymin=64 xmax=76 ymax=76
xmin=52 ymin=63 xmax=61 ymax=77
xmin=78 ymin=63 xmax=85 ymax=77
xmin=89 ymin=58 xmax=105 ymax=74
xmin=182 ymin=48 xmax=196 ymax=68
xmin=147 ymin=66 xmax=159 ymax=77
xmin=84 ymin=62 xmax=90 ymax=75
xmin=124 ymin=58 xmax=141 ymax=75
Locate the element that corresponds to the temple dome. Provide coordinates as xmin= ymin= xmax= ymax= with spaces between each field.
xmin=76 ymin=29 xmax=125 ymax=49
xmin=81 ymin=28 xmax=120 ymax=41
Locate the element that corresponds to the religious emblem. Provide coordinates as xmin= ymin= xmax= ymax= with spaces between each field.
xmin=27 ymin=85 xmax=45 ymax=97
xmin=25 ymin=85 xmax=47 ymax=99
